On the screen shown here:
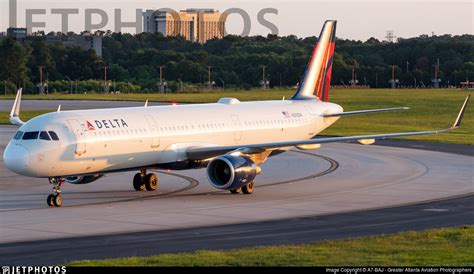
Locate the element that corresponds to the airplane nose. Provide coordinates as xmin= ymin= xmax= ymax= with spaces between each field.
xmin=3 ymin=144 xmax=30 ymax=175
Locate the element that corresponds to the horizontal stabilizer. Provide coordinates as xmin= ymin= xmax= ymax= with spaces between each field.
xmin=323 ymin=107 xmax=409 ymax=118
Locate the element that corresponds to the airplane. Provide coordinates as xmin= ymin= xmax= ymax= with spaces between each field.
xmin=3 ymin=20 xmax=470 ymax=207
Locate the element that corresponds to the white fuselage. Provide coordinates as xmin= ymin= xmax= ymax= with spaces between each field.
xmin=3 ymin=98 xmax=342 ymax=178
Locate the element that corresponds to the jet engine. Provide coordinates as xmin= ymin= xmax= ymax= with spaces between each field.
xmin=65 ymin=174 xmax=103 ymax=185
xmin=206 ymin=155 xmax=260 ymax=190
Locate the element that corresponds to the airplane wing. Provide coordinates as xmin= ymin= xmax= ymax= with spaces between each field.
xmin=9 ymin=89 xmax=25 ymax=126
xmin=323 ymin=107 xmax=409 ymax=117
xmin=186 ymin=95 xmax=470 ymax=161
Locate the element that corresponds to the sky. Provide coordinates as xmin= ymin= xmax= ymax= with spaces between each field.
xmin=0 ymin=0 xmax=472 ymax=40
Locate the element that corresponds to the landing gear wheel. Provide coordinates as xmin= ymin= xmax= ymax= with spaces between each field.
xmin=53 ymin=194 xmax=63 ymax=207
xmin=230 ymin=188 xmax=241 ymax=194
xmin=48 ymin=177 xmax=65 ymax=207
xmin=47 ymin=194 xmax=55 ymax=207
xmin=242 ymin=182 xmax=255 ymax=194
xmin=133 ymin=173 xmax=145 ymax=191
xmin=145 ymin=173 xmax=158 ymax=191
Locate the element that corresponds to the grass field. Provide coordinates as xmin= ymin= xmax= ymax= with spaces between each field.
xmin=0 ymin=89 xmax=472 ymax=144
xmin=67 ymin=225 xmax=474 ymax=266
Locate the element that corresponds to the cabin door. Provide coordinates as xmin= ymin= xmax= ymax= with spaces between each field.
xmin=145 ymin=115 xmax=160 ymax=148
xmin=231 ymin=114 xmax=242 ymax=141
xmin=67 ymin=119 xmax=87 ymax=156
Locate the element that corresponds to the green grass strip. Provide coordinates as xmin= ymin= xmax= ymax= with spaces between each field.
xmin=68 ymin=225 xmax=474 ymax=266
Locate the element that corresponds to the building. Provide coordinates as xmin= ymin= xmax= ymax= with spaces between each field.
xmin=143 ymin=9 xmax=225 ymax=43
xmin=2 ymin=28 xmax=102 ymax=57
xmin=6 ymin=27 xmax=27 ymax=41
xmin=61 ymin=33 xmax=103 ymax=57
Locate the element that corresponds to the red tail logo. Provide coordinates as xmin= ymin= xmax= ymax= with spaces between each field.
xmin=291 ymin=20 xmax=337 ymax=102
xmin=86 ymin=121 xmax=95 ymax=130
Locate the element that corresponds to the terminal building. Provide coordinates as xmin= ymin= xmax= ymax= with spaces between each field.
xmin=143 ymin=9 xmax=225 ymax=43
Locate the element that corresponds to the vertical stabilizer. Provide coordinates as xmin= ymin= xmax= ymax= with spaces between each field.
xmin=292 ymin=20 xmax=337 ymax=101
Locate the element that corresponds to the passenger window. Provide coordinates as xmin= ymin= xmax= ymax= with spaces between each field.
xmin=23 ymin=131 xmax=39 ymax=140
xmin=48 ymin=131 xmax=59 ymax=141
xmin=39 ymin=131 xmax=51 ymax=140
xmin=13 ymin=131 xmax=24 ymax=140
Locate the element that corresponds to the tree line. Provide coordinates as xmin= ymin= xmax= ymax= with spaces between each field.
xmin=1 ymin=32 xmax=473 ymax=93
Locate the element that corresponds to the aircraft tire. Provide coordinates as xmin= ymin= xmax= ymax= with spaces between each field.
xmin=230 ymin=188 xmax=241 ymax=194
xmin=47 ymin=194 xmax=55 ymax=207
xmin=53 ymin=194 xmax=63 ymax=207
xmin=242 ymin=182 xmax=255 ymax=194
xmin=133 ymin=173 xmax=145 ymax=191
xmin=145 ymin=173 xmax=158 ymax=191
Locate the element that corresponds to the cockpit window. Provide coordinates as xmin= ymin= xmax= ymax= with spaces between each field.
xmin=48 ymin=131 xmax=59 ymax=141
xmin=13 ymin=131 xmax=24 ymax=140
xmin=39 ymin=131 xmax=51 ymax=140
xmin=22 ymin=131 xmax=39 ymax=140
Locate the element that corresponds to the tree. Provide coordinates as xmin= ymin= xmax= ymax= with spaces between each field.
xmin=0 ymin=39 xmax=31 ymax=88
xmin=28 ymin=39 xmax=54 ymax=83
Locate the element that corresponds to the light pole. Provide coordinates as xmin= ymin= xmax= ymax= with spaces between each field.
xmin=262 ymin=66 xmax=268 ymax=89
xmin=159 ymin=66 xmax=166 ymax=93
xmin=103 ymin=65 xmax=109 ymax=93
xmin=65 ymin=76 xmax=72 ymax=93
xmin=218 ymin=78 xmax=225 ymax=91
xmin=74 ymin=77 xmax=82 ymax=94
xmin=46 ymin=72 xmax=49 ymax=94
xmin=38 ymin=65 xmax=47 ymax=95
xmin=178 ymin=78 xmax=183 ymax=92
xmin=207 ymin=66 xmax=213 ymax=89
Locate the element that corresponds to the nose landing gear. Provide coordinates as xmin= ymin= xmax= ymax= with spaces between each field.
xmin=47 ymin=177 xmax=64 ymax=207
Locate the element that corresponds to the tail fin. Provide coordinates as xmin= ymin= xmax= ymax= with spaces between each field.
xmin=292 ymin=20 xmax=337 ymax=101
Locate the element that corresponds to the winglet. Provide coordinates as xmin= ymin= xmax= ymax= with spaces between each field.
xmin=9 ymin=89 xmax=25 ymax=126
xmin=57 ymin=105 xmax=61 ymax=112
xmin=452 ymin=95 xmax=470 ymax=128
xmin=144 ymin=100 xmax=148 ymax=108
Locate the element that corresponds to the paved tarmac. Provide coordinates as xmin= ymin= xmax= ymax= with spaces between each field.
xmin=1 ymin=195 xmax=472 ymax=265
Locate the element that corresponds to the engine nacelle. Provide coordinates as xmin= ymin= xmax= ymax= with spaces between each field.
xmin=65 ymin=174 xmax=103 ymax=185
xmin=206 ymin=155 xmax=259 ymax=190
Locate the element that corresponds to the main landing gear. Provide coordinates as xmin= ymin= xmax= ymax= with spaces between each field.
xmin=133 ymin=169 xmax=158 ymax=191
xmin=47 ymin=177 xmax=64 ymax=207
xmin=230 ymin=182 xmax=255 ymax=195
